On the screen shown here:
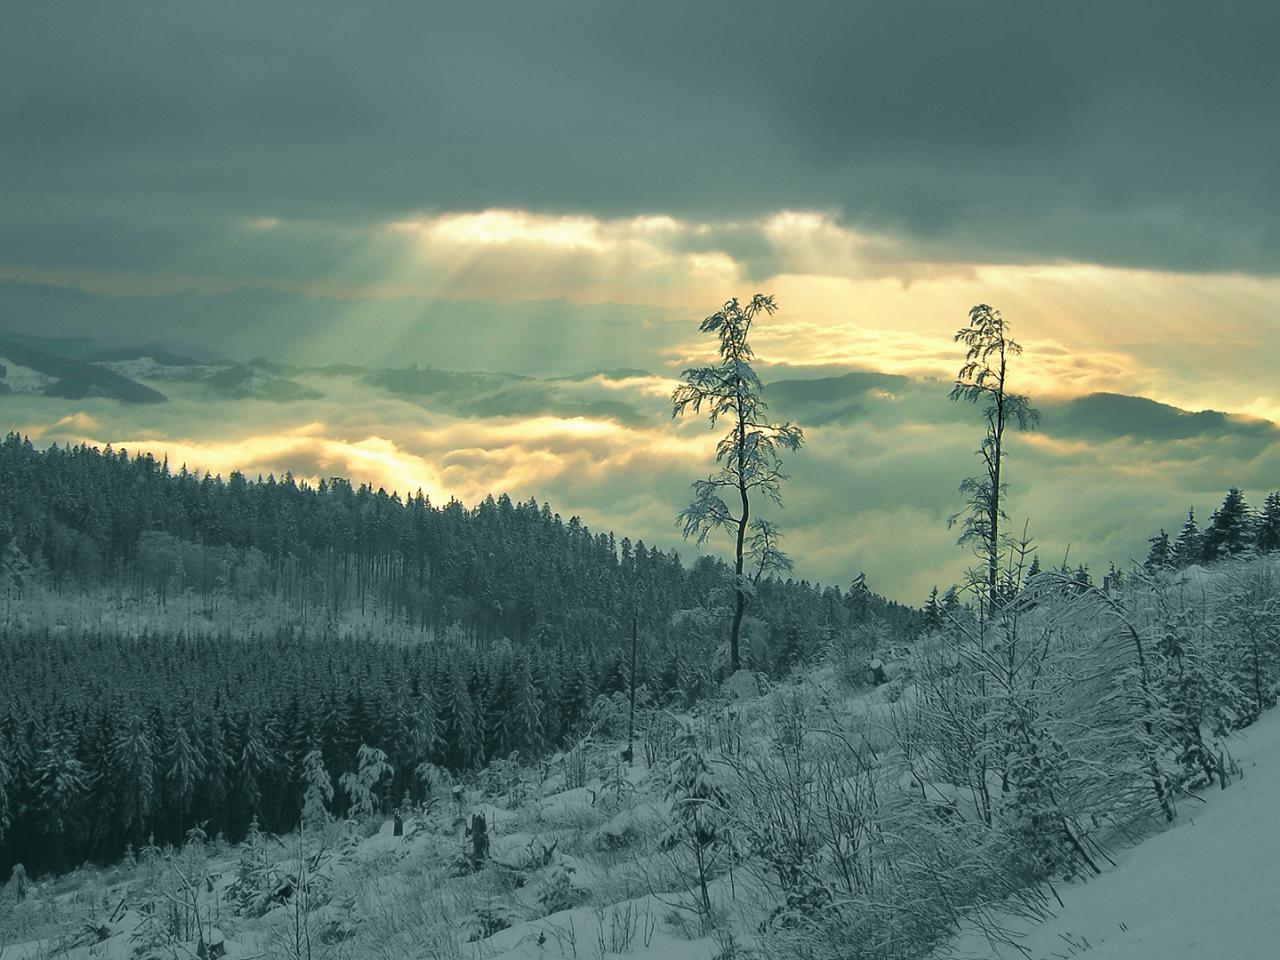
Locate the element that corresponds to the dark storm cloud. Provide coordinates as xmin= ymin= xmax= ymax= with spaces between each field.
xmin=2 ymin=1 xmax=1277 ymax=274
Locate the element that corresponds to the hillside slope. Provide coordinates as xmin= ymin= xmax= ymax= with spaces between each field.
xmin=5 ymin=677 xmax=1279 ymax=960
xmin=0 ymin=336 xmax=167 ymax=403
xmin=950 ymin=707 xmax=1280 ymax=959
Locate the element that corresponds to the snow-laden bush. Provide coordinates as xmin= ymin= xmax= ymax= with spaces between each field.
xmin=534 ymin=862 xmax=583 ymax=915
xmin=462 ymin=896 xmax=517 ymax=942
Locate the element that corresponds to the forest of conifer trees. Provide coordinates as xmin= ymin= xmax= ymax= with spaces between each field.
xmin=0 ymin=433 xmax=919 ymax=876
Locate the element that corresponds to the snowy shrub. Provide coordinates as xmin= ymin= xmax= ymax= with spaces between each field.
xmin=1212 ymin=565 xmax=1280 ymax=723
xmin=662 ymin=725 xmax=730 ymax=923
xmin=564 ymin=737 xmax=593 ymax=790
xmin=535 ymin=862 xmax=583 ymax=915
xmin=462 ymin=896 xmax=517 ymax=942
xmin=642 ymin=708 xmax=681 ymax=767
xmin=879 ymin=673 xmax=907 ymax=702
xmin=586 ymin=691 xmax=629 ymax=738
xmin=597 ymin=758 xmax=635 ymax=810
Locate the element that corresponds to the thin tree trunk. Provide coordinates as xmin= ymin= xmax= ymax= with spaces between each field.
xmin=730 ymin=373 xmax=750 ymax=674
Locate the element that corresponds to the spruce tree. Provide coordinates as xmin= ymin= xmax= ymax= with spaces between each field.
xmin=1257 ymin=492 xmax=1280 ymax=553
xmin=300 ymin=747 xmax=333 ymax=828
xmin=33 ymin=724 xmax=90 ymax=871
xmin=1145 ymin=530 xmax=1172 ymax=572
xmin=162 ymin=716 xmax=203 ymax=835
xmin=0 ymin=740 xmax=10 ymax=848
xmin=664 ymin=726 xmax=728 ymax=920
xmin=198 ymin=711 xmax=230 ymax=835
xmin=443 ymin=668 xmax=482 ymax=771
xmin=511 ymin=656 xmax=543 ymax=756
xmin=232 ymin=710 xmax=277 ymax=838
xmin=1200 ymin=488 xmax=1253 ymax=562
xmin=923 ymin=587 xmax=942 ymax=629
xmin=1171 ymin=509 xmax=1202 ymax=568
xmin=339 ymin=744 xmax=391 ymax=821
xmin=112 ymin=712 xmax=156 ymax=846
xmin=406 ymin=692 xmax=441 ymax=773
xmin=1026 ymin=554 xmax=1042 ymax=581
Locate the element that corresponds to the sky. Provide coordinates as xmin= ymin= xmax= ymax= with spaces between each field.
xmin=2 ymin=2 xmax=1279 ymax=601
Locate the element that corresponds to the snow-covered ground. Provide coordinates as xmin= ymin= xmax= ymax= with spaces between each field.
xmin=949 ymin=707 xmax=1280 ymax=960
xmin=5 ymin=557 xmax=1280 ymax=960
xmin=7 ymin=696 xmax=1279 ymax=960
xmin=0 ymin=355 xmax=55 ymax=394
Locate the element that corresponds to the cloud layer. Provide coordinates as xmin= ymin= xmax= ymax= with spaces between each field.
xmin=2 ymin=3 xmax=1276 ymax=602
xmin=6 ymin=363 xmax=1277 ymax=604
xmin=4 ymin=2 xmax=1278 ymax=273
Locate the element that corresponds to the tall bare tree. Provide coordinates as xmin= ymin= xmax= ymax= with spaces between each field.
xmin=949 ymin=304 xmax=1039 ymax=617
xmin=673 ymin=294 xmax=803 ymax=673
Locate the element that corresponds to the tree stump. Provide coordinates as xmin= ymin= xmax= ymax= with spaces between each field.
xmin=467 ymin=813 xmax=489 ymax=869
xmin=393 ymin=812 xmax=404 ymax=837
xmin=8 ymin=863 xmax=28 ymax=901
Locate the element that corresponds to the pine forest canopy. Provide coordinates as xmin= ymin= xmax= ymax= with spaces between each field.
xmin=0 ymin=432 xmax=918 ymax=647
xmin=0 ymin=432 xmax=919 ymax=876
xmin=1145 ymin=487 xmax=1280 ymax=573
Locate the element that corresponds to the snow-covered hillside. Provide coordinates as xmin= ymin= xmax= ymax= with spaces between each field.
xmin=0 ymin=355 xmax=57 ymax=394
xmin=5 ymin=678 xmax=1279 ymax=960
xmin=949 ymin=705 xmax=1280 ymax=960
xmin=3 ymin=559 xmax=1278 ymax=960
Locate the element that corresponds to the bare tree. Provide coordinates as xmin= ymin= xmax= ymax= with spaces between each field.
xmin=949 ymin=304 xmax=1040 ymax=621
xmin=673 ymin=294 xmax=804 ymax=673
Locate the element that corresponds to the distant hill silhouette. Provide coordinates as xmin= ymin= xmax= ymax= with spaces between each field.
xmin=0 ymin=336 xmax=167 ymax=403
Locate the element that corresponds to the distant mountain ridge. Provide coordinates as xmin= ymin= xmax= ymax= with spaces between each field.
xmin=5 ymin=334 xmax=1275 ymax=444
xmin=0 ymin=335 xmax=167 ymax=403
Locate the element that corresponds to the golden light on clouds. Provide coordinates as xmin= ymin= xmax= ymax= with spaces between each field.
xmin=403 ymin=210 xmax=609 ymax=251
xmin=6 ymin=205 xmax=1273 ymax=430
xmin=6 ymin=204 xmax=1278 ymax=415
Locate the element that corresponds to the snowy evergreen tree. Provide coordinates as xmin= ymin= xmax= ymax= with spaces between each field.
xmin=232 ymin=710 xmax=278 ymax=837
xmin=405 ymin=691 xmax=441 ymax=776
xmin=300 ymin=747 xmax=334 ymax=827
xmin=923 ymin=587 xmax=942 ymax=629
xmin=1025 ymin=553 xmax=1042 ymax=582
xmin=0 ymin=741 xmax=10 ymax=847
xmin=162 ymin=716 xmax=202 ymax=833
xmin=340 ymin=744 xmax=392 ymax=821
xmin=1145 ymin=530 xmax=1172 ymax=571
xmin=1153 ymin=611 xmax=1236 ymax=788
xmin=1200 ymin=488 xmax=1253 ymax=562
xmin=442 ymin=669 xmax=482 ymax=771
xmin=1171 ymin=509 xmax=1202 ymax=568
xmin=112 ymin=712 xmax=156 ymax=845
xmin=664 ymin=726 xmax=729 ymax=919
xmin=198 ymin=710 xmax=230 ymax=832
xmin=1257 ymin=492 xmax=1280 ymax=553
xmin=33 ymin=725 xmax=90 ymax=871
xmin=511 ymin=656 xmax=543 ymax=755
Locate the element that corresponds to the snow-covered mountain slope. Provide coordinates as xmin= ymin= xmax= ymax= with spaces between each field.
xmin=6 ymin=688 xmax=1279 ymax=960
xmin=949 ymin=706 xmax=1280 ymax=960
xmin=4 ymin=560 xmax=1278 ymax=960
xmin=0 ymin=337 xmax=166 ymax=403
